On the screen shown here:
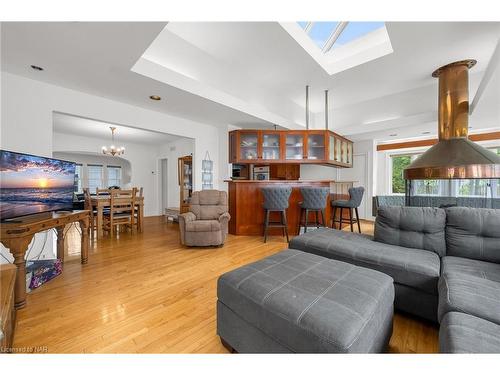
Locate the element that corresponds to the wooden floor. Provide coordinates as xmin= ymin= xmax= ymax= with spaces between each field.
xmin=12 ymin=217 xmax=439 ymax=353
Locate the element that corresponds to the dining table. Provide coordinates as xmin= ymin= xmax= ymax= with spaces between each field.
xmin=90 ymin=195 xmax=144 ymax=239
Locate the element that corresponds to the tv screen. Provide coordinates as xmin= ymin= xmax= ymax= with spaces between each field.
xmin=0 ymin=150 xmax=76 ymax=220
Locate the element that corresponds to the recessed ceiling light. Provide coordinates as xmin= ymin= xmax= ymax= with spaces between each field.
xmin=422 ymin=131 xmax=431 ymax=135
xmin=149 ymin=95 xmax=161 ymax=101
xmin=30 ymin=65 xmax=44 ymax=71
xmin=389 ymin=133 xmax=398 ymax=137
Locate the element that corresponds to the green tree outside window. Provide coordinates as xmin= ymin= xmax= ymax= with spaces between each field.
xmin=392 ymin=155 xmax=411 ymax=193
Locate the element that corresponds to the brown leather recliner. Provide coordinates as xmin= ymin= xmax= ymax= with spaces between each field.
xmin=178 ymin=190 xmax=231 ymax=246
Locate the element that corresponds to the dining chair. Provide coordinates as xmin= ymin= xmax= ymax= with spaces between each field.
xmin=83 ymin=188 xmax=97 ymax=240
xmin=131 ymin=187 xmax=143 ymax=232
xmin=103 ymin=188 xmax=137 ymax=236
xmin=96 ymin=188 xmax=110 ymax=196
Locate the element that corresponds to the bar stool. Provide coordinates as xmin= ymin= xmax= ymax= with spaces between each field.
xmin=297 ymin=187 xmax=330 ymax=234
xmin=331 ymin=186 xmax=365 ymax=233
xmin=261 ymin=186 xmax=292 ymax=243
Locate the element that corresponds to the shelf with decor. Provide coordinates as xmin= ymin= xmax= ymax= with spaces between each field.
xmin=178 ymin=155 xmax=193 ymax=214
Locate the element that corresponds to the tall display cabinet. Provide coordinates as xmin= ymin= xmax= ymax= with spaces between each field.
xmin=178 ymin=155 xmax=193 ymax=214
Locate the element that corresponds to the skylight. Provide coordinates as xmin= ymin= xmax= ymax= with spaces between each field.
xmin=280 ymin=21 xmax=393 ymax=75
xmin=297 ymin=21 xmax=385 ymax=53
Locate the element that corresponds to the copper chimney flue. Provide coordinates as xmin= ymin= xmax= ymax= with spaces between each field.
xmin=404 ymin=59 xmax=500 ymax=179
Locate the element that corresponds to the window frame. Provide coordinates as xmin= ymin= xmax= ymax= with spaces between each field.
xmin=106 ymin=165 xmax=122 ymax=188
xmin=389 ymin=153 xmax=413 ymax=195
xmin=87 ymin=164 xmax=104 ymax=192
xmin=74 ymin=163 xmax=83 ymax=193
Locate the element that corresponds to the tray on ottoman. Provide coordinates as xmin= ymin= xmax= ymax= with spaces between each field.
xmin=217 ymin=249 xmax=394 ymax=353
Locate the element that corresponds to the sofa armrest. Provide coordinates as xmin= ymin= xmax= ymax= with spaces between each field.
xmin=179 ymin=212 xmax=196 ymax=222
xmin=218 ymin=212 xmax=231 ymax=222
xmin=219 ymin=212 xmax=231 ymax=240
xmin=178 ymin=212 xmax=196 ymax=245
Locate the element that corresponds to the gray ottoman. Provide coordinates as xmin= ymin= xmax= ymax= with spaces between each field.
xmin=217 ymin=249 xmax=394 ymax=353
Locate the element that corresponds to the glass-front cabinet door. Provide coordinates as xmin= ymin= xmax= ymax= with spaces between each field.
xmin=239 ymin=132 xmax=259 ymax=161
xmin=307 ymin=133 xmax=325 ymax=160
xmin=335 ymin=138 xmax=342 ymax=162
xmin=329 ymin=134 xmax=336 ymax=161
xmin=285 ymin=133 xmax=304 ymax=160
xmin=346 ymin=142 xmax=353 ymax=165
xmin=341 ymin=141 xmax=348 ymax=164
xmin=261 ymin=132 xmax=281 ymax=160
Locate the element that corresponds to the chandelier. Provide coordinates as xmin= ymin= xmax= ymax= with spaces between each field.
xmin=101 ymin=126 xmax=125 ymax=156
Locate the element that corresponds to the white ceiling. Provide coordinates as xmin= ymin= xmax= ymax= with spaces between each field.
xmin=1 ymin=22 xmax=275 ymax=130
xmin=2 ymin=22 xmax=500 ymax=143
xmin=53 ymin=112 xmax=183 ymax=145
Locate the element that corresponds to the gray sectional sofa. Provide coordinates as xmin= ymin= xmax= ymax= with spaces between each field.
xmin=289 ymin=206 xmax=500 ymax=353
xmin=372 ymin=195 xmax=500 ymax=216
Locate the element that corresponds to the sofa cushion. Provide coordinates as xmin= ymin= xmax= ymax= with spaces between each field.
xmin=289 ymin=228 xmax=441 ymax=295
xmin=441 ymin=256 xmax=500 ymax=282
xmin=438 ymin=256 xmax=500 ymax=325
xmin=217 ymin=249 xmax=394 ymax=353
xmin=374 ymin=206 xmax=446 ymax=256
xmin=440 ymin=312 xmax=500 ymax=353
xmin=190 ymin=190 xmax=228 ymax=220
xmin=185 ymin=219 xmax=221 ymax=232
xmin=445 ymin=207 xmax=500 ymax=263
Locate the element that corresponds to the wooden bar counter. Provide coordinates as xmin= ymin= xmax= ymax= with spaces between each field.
xmin=226 ymin=180 xmax=352 ymax=236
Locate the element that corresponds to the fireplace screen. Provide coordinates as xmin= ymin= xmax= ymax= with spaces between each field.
xmin=404 ymin=178 xmax=500 ymax=208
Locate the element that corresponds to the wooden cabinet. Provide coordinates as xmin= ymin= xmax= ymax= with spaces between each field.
xmin=0 ymin=264 xmax=16 ymax=351
xmin=261 ymin=131 xmax=283 ymax=161
xmin=230 ymin=129 xmax=352 ymax=167
xmin=269 ymin=164 xmax=300 ymax=180
xmin=178 ymin=155 xmax=193 ymax=214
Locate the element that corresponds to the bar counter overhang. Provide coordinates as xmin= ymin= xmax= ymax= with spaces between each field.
xmin=226 ymin=179 xmax=353 ymax=236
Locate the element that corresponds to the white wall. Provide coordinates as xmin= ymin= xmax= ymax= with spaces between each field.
xmin=1 ymin=72 xmax=221 ymax=192
xmin=300 ymin=164 xmax=339 ymax=180
xmin=0 ymin=72 xmax=222 ymax=264
xmin=157 ymin=137 xmax=194 ymax=208
xmin=53 ymin=151 xmax=132 ymax=187
xmin=53 ymin=133 xmax=161 ymax=216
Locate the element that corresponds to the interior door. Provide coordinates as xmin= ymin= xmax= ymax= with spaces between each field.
xmin=161 ymin=158 xmax=168 ymax=213
xmin=337 ymin=154 xmax=368 ymax=219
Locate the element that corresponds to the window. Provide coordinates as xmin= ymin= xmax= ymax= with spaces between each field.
xmin=391 ymin=153 xmax=439 ymax=195
xmin=457 ymin=179 xmax=488 ymax=197
xmin=332 ymin=22 xmax=385 ymax=49
xmin=88 ymin=165 xmax=103 ymax=192
xmin=298 ymin=22 xmax=340 ymax=50
xmin=414 ymin=180 xmax=440 ymax=196
xmin=297 ymin=21 xmax=385 ymax=53
xmin=390 ymin=147 xmax=500 ymax=198
xmin=391 ymin=155 xmax=411 ymax=194
xmin=107 ymin=166 xmax=122 ymax=188
xmin=74 ymin=164 xmax=83 ymax=193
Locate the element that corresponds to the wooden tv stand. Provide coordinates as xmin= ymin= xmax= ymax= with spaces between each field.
xmin=0 ymin=210 xmax=90 ymax=309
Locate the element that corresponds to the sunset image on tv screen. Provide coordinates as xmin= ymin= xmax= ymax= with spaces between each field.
xmin=0 ymin=150 xmax=76 ymax=219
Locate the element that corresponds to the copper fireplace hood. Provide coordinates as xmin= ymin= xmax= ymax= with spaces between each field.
xmin=404 ymin=59 xmax=500 ymax=180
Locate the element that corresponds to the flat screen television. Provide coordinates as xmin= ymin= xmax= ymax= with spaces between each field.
xmin=0 ymin=150 xmax=76 ymax=220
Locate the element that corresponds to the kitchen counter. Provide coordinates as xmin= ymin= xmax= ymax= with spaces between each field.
xmin=226 ymin=179 xmax=354 ymax=236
